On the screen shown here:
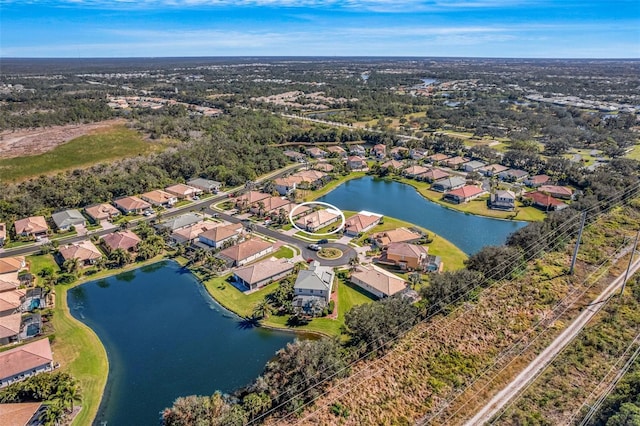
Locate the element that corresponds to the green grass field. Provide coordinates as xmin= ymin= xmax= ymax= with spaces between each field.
xmin=0 ymin=125 xmax=163 ymax=182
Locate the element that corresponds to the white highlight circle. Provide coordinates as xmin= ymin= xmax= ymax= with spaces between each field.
xmin=288 ymin=201 xmax=346 ymax=236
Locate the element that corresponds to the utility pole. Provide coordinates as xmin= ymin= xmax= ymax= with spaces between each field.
xmin=620 ymin=228 xmax=640 ymax=296
xmin=569 ymin=211 xmax=588 ymax=275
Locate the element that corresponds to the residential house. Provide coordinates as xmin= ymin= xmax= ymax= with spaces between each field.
xmin=140 ymin=190 xmax=177 ymax=207
xmin=85 ymin=204 xmax=120 ymax=223
xmin=51 ymin=209 xmax=86 ymax=232
xmin=431 ymin=176 xmax=466 ymax=192
xmin=426 ymin=153 xmax=450 ymax=164
xmin=0 ymin=273 xmax=19 ymax=293
xmin=490 ymin=190 xmax=517 ymax=211
xmin=0 ymin=402 xmax=44 ymax=426
xmin=101 ymin=230 xmax=141 ymax=253
xmin=0 ymin=223 xmax=5 ymax=247
xmin=216 ymin=238 xmax=274 ymax=267
xmin=295 ymin=209 xmax=340 ymax=232
xmin=187 ymin=178 xmax=222 ymax=193
xmin=373 ymin=227 xmax=422 ymax=248
xmin=349 ymin=145 xmax=366 ymax=156
xmin=403 ymin=165 xmax=429 ymax=178
xmin=538 ymin=185 xmax=574 ymax=200
xmin=372 ymin=144 xmax=387 ymax=159
xmin=0 ymin=338 xmax=54 ymax=388
xmin=0 ymin=257 xmax=26 ymax=275
xmin=343 ymin=211 xmax=382 ymax=237
xmin=165 ymin=183 xmax=202 ymax=200
xmin=409 ymin=148 xmax=428 ymax=160
xmin=273 ymin=176 xmax=303 ymax=196
xmin=170 ymin=222 xmax=218 ymax=245
xmin=280 ymin=203 xmax=312 ymax=220
xmin=13 ymin=217 xmax=48 ymax=238
xmin=0 ymin=314 xmax=21 ymax=346
xmin=381 ymin=242 xmax=429 ymax=271
xmin=283 ymin=150 xmax=306 ymax=163
xmin=113 ymin=196 xmax=151 ymax=215
xmin=444 ymin=185 xmax=487 ymax=204
xmin=0 ymin=290 xmax=25 ymax=316
xmin=524 ymin=174 xmax=551 ymax=188
xmin=347 ymin=155 xmax=367 ymax=170
xmin=350 ymin=264 xmax=407 ymax=299
xmin=417 ymin=168 xmax=450 ymax=183
xmin=326 ymin=146 xmax=347 ymax=158
xmin=463 ymin=160 xmax=487 ymax=172
xmin=314 ymin=162 xmax=334 ymax=173
xmin=390 ymin=146 xmax=409 ymax=160
xmin=306 ymin=147 xmax=327 ymax=159
xmin=233 ymin=257 xmax=295 ymax=290
xmin=442 ymin=156 xmax=469 ymax=169
xmin=524 ymin=191 xmax=568 ymax=211
xmin=58 ymin=241 xmax=103 ymax=266
xmin=198 ymin=223 xmax=243 ymax=249
xmin=479 ymin=163 xmax=509 ymax=177
xmin=499 ymin=169 xmax=529 ymax=182
xmin=380 ymin=159 xmax=404 ymax=171
xmin=236 ymin=191 xmax=271 ymax=208
xmin=292 ymin=170 xmax=328 ymax=189
xmin=293 ymin=262 xmax=335 ymax=315
xmin=249 ymin=196 xmax=291 ymax=217
xmin=155 ymin=213 xmax=204 ymax=232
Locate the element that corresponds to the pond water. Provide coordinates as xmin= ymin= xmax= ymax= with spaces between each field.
xmin=318 ymin=176 xmax=527 ymax=254
xmin=68 ymin=261 xmax=295 ymax=425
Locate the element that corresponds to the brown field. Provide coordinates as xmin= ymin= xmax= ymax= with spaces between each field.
xmin=0 ymin=119 xmax=126 ymax=159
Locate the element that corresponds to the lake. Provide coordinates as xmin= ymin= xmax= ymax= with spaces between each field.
xmin=319 ymin=177 xmax=527 ymax=254
xmin=68 ymin=261 xmax=295 ymax=425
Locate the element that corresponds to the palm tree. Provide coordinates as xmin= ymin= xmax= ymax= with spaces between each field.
xmin=408 ymin=271 xmax=422 ymax=289
xmin=93 ymin=256 xmax=107 ymax=271
xmin=109 ymin=248 xmax=131 ymax=267
xmin=62 ymin=257 xmax=81 ymax=274
xmin=348 ymin=255 xmax=359 ymax=274
xmin=252 ymin=299 xmax=272 ymax=320
xmin=39 ymin=399 xmax=65 ymax=426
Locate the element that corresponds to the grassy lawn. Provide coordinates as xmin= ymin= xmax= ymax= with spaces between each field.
xmin=0 ymin=125 xmax=164 ymax=182
xmin=272 ymin=246 xmax=295 ymax=259
xmin=174 ymin=200 xmax=192 ymax=208
xmin=336 ymin=278 xmax=376 ymax=322
xmin=625 ymin=144 xmax=640 ymax=160
xmin=394 ymin=176 xmax=545 ymax=222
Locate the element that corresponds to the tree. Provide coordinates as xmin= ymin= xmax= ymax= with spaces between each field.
xmin=408 ymin=271 xmax=422 ymax=289
xmin=252 ymin=299 xmax=273 ymax=320
xmin=420 ymin=269 xmax=484 ymax=314
xmin=464 ymin=245 xmax=524 ymax=281
xmin=61 ymin=257 xmax=80 ymax=274
xmin=109 ymin=248 xmax=131 ymax=267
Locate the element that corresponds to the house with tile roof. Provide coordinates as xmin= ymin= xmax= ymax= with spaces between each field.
xmin=431 ymin=176 xmax=466 ymax=192
xmin=442 ymin=156 xmax=469 ymax=169
xmin=233 ymin=257 xmax=295 ymax=290
xmin=58 ymin=241 xmax=103 ymax=266
xmin=249 ymin=196 xmax=291 ymax=217
xmin=350 ymin=264 xmax=408 ymax=299
xmin=403 ymin=165 xmax=429 ymax=178
xmin=444 ymin=185 xmax=486 ymax=204
xmin=199 ymin=223 xmax=243 ymax=249
xmin=306 ymin=147 xmax=327 ymax=158
xmin=140 ymin=189 xmax=178 ymax=207
xmin=490 ymin=190 xmax=516 ymax=211
xmin=295 ymin=209 xmax=341 ymax=233
xmin=51 ymin=209 xmax=86 ymax=232
xmin=13 ymin=217 xmax=48 ymax=238
xmin=170 ymin=222 xmax=219 ymax=245
xmin=0 ymin=402 xmax=43 ymax=426
xmin=0 ymin=338 xmax=54 ymax=388
xmin=372 ymin=144 xmax=387 ymax=159
xmin=524 ymin=174 xmax=551 ymax=188
xmin=85 ymin=203 xmax=121 ymax=223
xmin=524 ymin=191 xmax=568 ymax=211
xmin=0 ymin=257 xmax=26 ymax=275
xmin=113 ymin=196 xmax=151 ymax=214
xmin=343 ymin=211 xmax=383 ymax=237
xmin=216 ymin=238 xmax=274 ymax=267
xmin=101 ymin=230 xmax=142 ymax=253
xmin=314 ymin=162 xmax=334 ymax=172
xmin=373 ymin=227 xmax=423 ymax=248
xmin=463 ymin=160 xmax=487 ymax=172
xmin=416 ymin=168 xmax=450 ymax=183
xmin=426 ymin=153 xmax=450 ymax=163
xmin=326 ymin=145 xmax=347 ymax=157
xmin=165 ymin=183 xmax=202 ymax=200
xmin=0 ymin=290 xmax=25 ymax=317
xmin=478 ymin=163 xmax=509 ymax=177
xmin=538 ymin=185 xmax=574 ymax=200
xmin=236 ymin=191 xmax=271 ymax=208
xmin=380 ymin=159 xmax=404 ymax=171
xmin=0 ymin=314 xmax=22 ymax=346
xmin=381 ymin=242 xmax=429 ymax=271
xmin=347 ymin=155 xmax=367 ymax=170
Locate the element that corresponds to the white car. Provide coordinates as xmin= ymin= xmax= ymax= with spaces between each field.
xmin=308 ymin=244 xmax=321 ymax=251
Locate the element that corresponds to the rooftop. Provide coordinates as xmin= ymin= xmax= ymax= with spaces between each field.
xmin=351 ymin=264 xmax=407 ymax=297
xmin=0 ymin=338 xmax=53 ymax=380
xmin=0 ymin=257 xmax=25 ymax=275
xmin=234 ymin=257 xmax=295 ymax=286
xmin=218 ymin=238 xmax=273 ymax=262
xmin=51 ymin=209 xmax=85 ymax=228
xmin=113 ymin=196 xmax=151 ymax=212
xmin=13 ymin=216 xmax=48 ymax=235
xmin=199 ymin=223 xmax=242 ymax=243
xmin=59 ymin=240 xmax=102 ymax=263
xmin=101 ymin=230 xmax=141 ymax=251
xmin=84 ymin=203 xmax=120 ymax=221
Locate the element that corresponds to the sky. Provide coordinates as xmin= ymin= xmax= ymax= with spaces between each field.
xmin=1 ymin=0 xmax=639 ymax=58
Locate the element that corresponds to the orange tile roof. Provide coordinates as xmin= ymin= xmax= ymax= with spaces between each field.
xmin=141 ymin=189 xmax=176 ymax=204
xmin=234 ymin=257 xmax=295 ymax=286
xmin=13 ymin=216 xmax=48 ymax=235
xmin=387 ymin=242 xmax=429 ymax=259
xmin=165 ymin=183 xmax=201 ymax=197
xmin=0 ymin=338 xmax=53 ymax=380
xmin=0 ymin=313 xmax=21 ymax=339
xmin=344 ymin=212 xmax=382 ymax=234
xmin=0 ymin=273 xmax=20 ymax=292
xmin=101 ymin=230 xmax=141 ymax=252
xmin=85 ymin=203 xmax=120 ymax=221
xmin=0 ymin=257 xmax=25 ymax=274
xmin=236 ymin=191 xmax=271 ymax=205
xmin=374 ymin=227 xmax=422 ymax=246
xmin=446 ymin=185 xmax=485 ymax=199
xmin=0 ymin=402 xmax=42 ymax=426
xmin=0 ymin=290 xmax=25 ymax=313
xmin=199 ymin=223 xmax=243 ymax=243
xmin=114 ymin=196 xmax=151 ymax=212
xmin=218 ymin=239 xmax=273 ymax=262
xmin=351 ymin=264 xmax=407 ymax=297
xmin=59 ymin=241 xmax=102 ymax=263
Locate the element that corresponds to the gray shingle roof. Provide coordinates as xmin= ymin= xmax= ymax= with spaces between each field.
xmin=51 ymin=209 xmax=86 ymax=229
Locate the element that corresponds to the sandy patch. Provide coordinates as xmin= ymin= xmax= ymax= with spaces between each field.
xmin=0 ymin=119 xmax=126 ymax=159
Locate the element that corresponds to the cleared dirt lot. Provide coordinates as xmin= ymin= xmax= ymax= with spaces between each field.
xmin=0 ymin=119 xmax=126 ymax=159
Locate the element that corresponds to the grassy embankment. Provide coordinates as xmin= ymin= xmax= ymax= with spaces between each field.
xmin=28 ymin=253 xmax=166 ymax=426
xmin=0 ymin=125 xmax=165 ymax=182
xmin=391 ymin=176 xmax=546 ymax=222
xmin=270 ymin=202 xmax=640 ymax=425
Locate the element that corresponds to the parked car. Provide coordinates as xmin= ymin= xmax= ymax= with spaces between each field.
xmin=317 ymin=239 xmax=329 ymax=244
xmin=308 ymin=244 xmax=321 ymax=251
xmin=192 ymin=195 xmax=200 ymax=200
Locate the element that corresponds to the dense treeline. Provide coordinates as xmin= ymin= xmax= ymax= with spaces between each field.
xmin=588 ymin=358 xmax=640 ymax=425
